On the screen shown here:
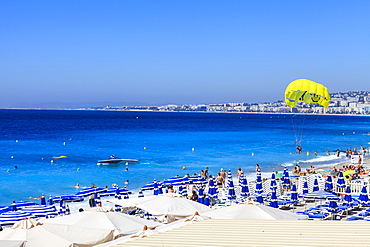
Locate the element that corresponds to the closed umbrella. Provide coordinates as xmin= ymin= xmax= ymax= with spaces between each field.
xmin=336 ymin=171 xmax=346 ymax=189
xmin=255 ymin=171 xmax=264 ymax=204
xmin=239 ymin=176 xmax=250 ymax=198
xmin=282 ymin=167 xmax=290 ymax=189
xmin=344 ymin=186 xmax=352 ymax=204
xmin=95 ymin=192 xmax=102 ymax=205
xmin=207 ymin=179 xmax=218 ymax=199
xmin=270 ymin=173 xmax=277 ymax=193
xmin=358 ymin=185 xmax=370 ymax=206
xmin=58 ymin=200 xmax=66 ymax=215
xmin=40 ymin=195 xmax=46 ymax=206
xmin=269 ymin=191 xmax=278 ymax=208
xmin=203 ymin=195 xmax=210 ymax=206
xmin=312 ymin=178 xmax=319 ymax=192
xmin=197 ymin=186 xmax=204 ymax=204
xmin=227 ymin=169 xmax=233 ymax=186
xmin=11 ymin=201 xmax=17 ymax=212
xmin=158 ymin=185 xmax=163 ymax=195
xmin=290 ymin=184 xmax=298 ymax=201
xmin=227 ymin=180 xmax=236 ymax=201
xmin=48 ymin=196 xmax=54 ymax=206
xmin=115 ymin=188 xmax=122 ymax=200
xmin=325 ymin=176 xmax=333 ymax=192
xmin=302 ymin=181 xmax=309 ymax=194
xmin=328 ymin=200 xmax=338 ymax=213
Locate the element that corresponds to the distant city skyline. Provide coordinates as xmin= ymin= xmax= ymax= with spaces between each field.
xmin=1 ymin=1 xmax=370 ymax=108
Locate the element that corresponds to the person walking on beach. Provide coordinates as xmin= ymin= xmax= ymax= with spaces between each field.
xmin=216 ymin=173 xmax=224 ymax=188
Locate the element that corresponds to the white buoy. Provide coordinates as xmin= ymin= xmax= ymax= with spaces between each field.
xmin=50 ymin=160 xmax=54 ymax=163
xmin=11 ymin=156 xmax=14 ymax=158
xmin=15 ymin=140 xmax=19 ymax=142
xmin=252 ymin=153 xmax=254 ymax=156
xmin=192 ymin=148 xmax=195 ymax=151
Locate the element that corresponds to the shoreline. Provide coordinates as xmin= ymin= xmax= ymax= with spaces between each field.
xmin=314 ymin=156 xmax=370 ymax=177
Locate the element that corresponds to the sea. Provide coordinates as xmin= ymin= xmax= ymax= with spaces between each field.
xmin=1 ymin=109 xmax=370 ymax=206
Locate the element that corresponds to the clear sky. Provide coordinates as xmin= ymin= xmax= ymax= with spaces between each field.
xmin=1 ymin=1 xmax=370 ymax=108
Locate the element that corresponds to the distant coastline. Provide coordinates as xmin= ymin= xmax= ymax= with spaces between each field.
xmin=2 ymin=107 xmax=370 ymax=117
xmin=1 ymin=90 xmax=370 ymax=115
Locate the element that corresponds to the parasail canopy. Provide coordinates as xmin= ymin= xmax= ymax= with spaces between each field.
xmin=284 ymin=79 xmax=330 ymax=108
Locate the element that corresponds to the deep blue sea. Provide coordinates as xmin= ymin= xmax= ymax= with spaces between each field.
xmin=1 ymin=109 xmax=369 ymax=206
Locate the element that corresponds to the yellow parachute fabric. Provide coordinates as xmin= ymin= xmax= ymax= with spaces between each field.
xmin=284 ymin=79 xmax=331 ymax=108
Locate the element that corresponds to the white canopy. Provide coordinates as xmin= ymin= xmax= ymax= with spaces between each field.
xmin=108 ymin=194 xmax=212 ymax=220
xmin=203 ymin=203 xmax=307 ymax=220
xmin=0 ymin=240 xmax=26 ymax=247
xmin=42 ymin=211 xmax=160 ymax=238
xmin=0 ymin=221 xmax=114 ymax=247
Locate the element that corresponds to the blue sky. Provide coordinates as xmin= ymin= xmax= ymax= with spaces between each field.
xmin=1 ymin=1 xmax=369 ymax=108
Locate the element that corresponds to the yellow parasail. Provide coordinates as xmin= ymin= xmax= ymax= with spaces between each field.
xmin=284 ymin=79 xmax=330 ymax=108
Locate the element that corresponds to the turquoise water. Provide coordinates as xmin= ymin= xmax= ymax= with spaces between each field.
xmin=0 ymin=109 xmax=369 ymax=205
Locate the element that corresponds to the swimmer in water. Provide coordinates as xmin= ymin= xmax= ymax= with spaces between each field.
xmin=75 ymin=183 xmax=81 ymax=188
xmin=296 ymin=145 xmax=302 ymax=154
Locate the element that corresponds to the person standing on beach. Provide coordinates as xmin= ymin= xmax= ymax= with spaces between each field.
xmin=216 ymin=173 xmax=224 ymax=188
xmin=237 ymin=167 xmax=243 ymax=182
xmin=255 ymin=164 xmax=261 ymax=172
xmin=204 ymin=167 xmax=209 ymax=179
xmin=89 ymin=194 xmax=95 ymax=207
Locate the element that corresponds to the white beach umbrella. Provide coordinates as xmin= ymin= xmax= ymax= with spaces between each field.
xmin=0 ymin=240 xmax=26 ymax=247
xmin=109 ymin=194 xmax=212 ymax=220
xmin=0 ymin=220 xmax=114 ymax=247
xmin=203 ymin=203 xmax=307 ymax=220
xmin=42 ymin=211 xmax=160 ymax=238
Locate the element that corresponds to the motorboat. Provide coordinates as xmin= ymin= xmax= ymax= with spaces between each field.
xmin=97 ymin=156 xmax=139 ymax=165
